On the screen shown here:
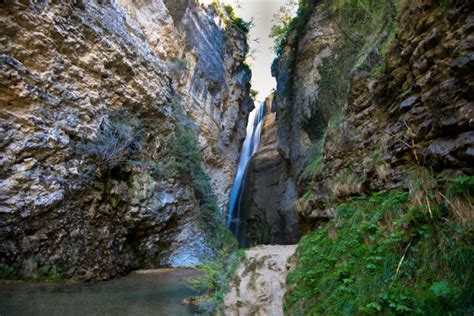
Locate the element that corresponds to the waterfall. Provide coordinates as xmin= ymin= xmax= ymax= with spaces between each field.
xmin=227 ymin=102 xmax=266 ymax=240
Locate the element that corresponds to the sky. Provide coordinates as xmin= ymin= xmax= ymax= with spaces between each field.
xmin=201 ymin=0 xmax=294 ymax=103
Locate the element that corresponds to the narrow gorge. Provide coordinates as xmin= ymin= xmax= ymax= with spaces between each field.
xmin=1 ymin=0 xmax=473 ymax=315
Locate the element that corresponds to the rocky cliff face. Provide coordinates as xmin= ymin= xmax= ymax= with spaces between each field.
xmin=179 ymin=2 xmax=253 ymax=211
xmin=240 ymin=2 xmax=338 ymax=245
xmin=293 ymin=0 xmax=473 ymax=229
xmin=243 ymin=0 xmax=472 ymax=238
xmin=240 ymin=96 xmax=300 ymax=246
xmin=0 ymin=0 xmax=251 ymax=280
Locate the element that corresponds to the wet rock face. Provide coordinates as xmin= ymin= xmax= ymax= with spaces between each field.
xmin=0 ymin=0 xmax=250 ymax=280
xmin=277 ymin=0 xmax=474 ymax=230
xmin=240 ymin=97 xmax=301 ymax=246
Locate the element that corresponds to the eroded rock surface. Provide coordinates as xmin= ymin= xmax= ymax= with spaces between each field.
xmin=223 ymin=245 xmax=297 ymax=316
xmin=297 ymin=0 xmax=474 ymax=229
xmin=239 ymin=3 xmax=339 ymax=244
xmin=248 ymin=0 xmax=473 ymax=233
xmin=240 ymin=96 xmax=300 ymax=246
xmin=0 ymin=0 xmax=251 ymax=280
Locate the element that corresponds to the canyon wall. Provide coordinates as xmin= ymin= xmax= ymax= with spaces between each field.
xmin=292 ymin=0 xmax=473 ymax=229
xmin=242 ymin=0 xmax=473 ymax=242
xmin=0 ymin=0 xmax=252 ymax=280
xmin=224 ymin=1 xmax=473 ymax=314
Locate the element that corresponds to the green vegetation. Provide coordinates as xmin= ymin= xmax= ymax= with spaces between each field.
xmin=370 ymin=25 xmax=397 ymax=78
xmin=168 ymin=57 xmax=188 ymax=78
xmin=223 ymin=4 xmax=251 ymax=34
xmin=0 ymin=263 xmax=18 ymax=279
xmin=301 ymin=155 xmax=324 ymax=180
xmin=210 ymin=1 xmax=251 ymax=34
xmin=271 ymin=0 xmax=317 ymax=101
xmin=285 ymin=175 xmax=474 ymax=315
xmin=188 ymin=249 xmax=245 ymax=312
xmin=271 ymin=0 xmax=316 ymax=56
xmin=36 ymin=264 xmax=62 ymax=281
xmin=209 ymin=1 xmax=251 ymax=78
xmin=301 ymin=0 xmax=398 ymax=137
xmin=157 ymin=119 xmax=245 ymax=314
xmin=158 ymin=122 xmax=245 ymax=313
xmin=0 ymin=260 xmax=63 ymax=281
xmin=156 ymin=122 xmax=228 ymax=248
xmin=249 ymin=88 xmax=259 ymax=99
xmin=328 ymin=0 xmax=397 ymax=41
xmin=332 ymin=167 xmax=365 ymax=197
xmin=272 ymin=0 xmax=400 ymax=139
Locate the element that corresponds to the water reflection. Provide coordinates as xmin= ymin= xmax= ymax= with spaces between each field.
xmin=0 ymin=269 xmax=204 ymax=316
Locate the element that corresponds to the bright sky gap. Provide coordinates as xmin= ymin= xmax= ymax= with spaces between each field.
xmin=201 ymin=0 xmax=296 ymax=103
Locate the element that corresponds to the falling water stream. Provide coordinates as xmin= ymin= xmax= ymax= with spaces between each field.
xmin=227 ymin=102 xmax=266 ymax=243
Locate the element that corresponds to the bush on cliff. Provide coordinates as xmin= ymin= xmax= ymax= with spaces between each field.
xmin=271 ymin=0 xmax=317 ymax=56
xmin=223 ymin=4 xmax=251 ymax=33
xmin=210 ymin=1 xmax=251 ymax=34
xmin=79 ymin=114 xmax=143 ymax=172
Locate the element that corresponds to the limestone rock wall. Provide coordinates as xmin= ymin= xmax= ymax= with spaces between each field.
xmin=180 ymin=2 xmax=253 ymax=211
xmin=243 ymin=0 xmax=473 ymax=239
xmin=0 ymin=0 xmax=251 ymax=280
xmin=240 ymin=3 xmax=338 ymax=245
xmin=272 ymin=3 xmax=340 ymax=176
xmin=240 ymin=96 xmax=300 ymax=246
xmin=297 ymin=0 xmax=474 ymax=229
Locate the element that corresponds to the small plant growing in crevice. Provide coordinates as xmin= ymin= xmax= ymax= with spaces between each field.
xmin=223 ymin=4 xmax=252 ymax=33
xmin=364 ymin=150 xmax=390 ymax=181
xmin=332 ymin=167 xmax=365 ymax=198
xmin=168 ymin=57 xmax=188 ymax=78
xmin=301 ymin=155 xmax=324 ymax=180
xmin=249 ymin=88 xmax=259 ymax=99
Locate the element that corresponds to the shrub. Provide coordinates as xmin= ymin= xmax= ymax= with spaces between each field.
xmin=80 ymin=115 xmax=142 ymax=172
xmin=168 ymin=57 xmax=188 ymax=78
xmin=0 ymin=263 xmax=18 ymax=279
xmin=249 ymin=88 xmax=259 ymax=99
xmin=271 ymin=0 xmax=316 ymax=56
xmin=223 ymin=4 xmax=251 ymax=33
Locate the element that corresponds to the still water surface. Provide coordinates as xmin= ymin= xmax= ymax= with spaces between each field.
xmin=0 ymin=269 xmax=204 ymax=316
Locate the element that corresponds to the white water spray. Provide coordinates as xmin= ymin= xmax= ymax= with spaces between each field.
xmin=227 ymin=102 xmax=266 ymax=238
